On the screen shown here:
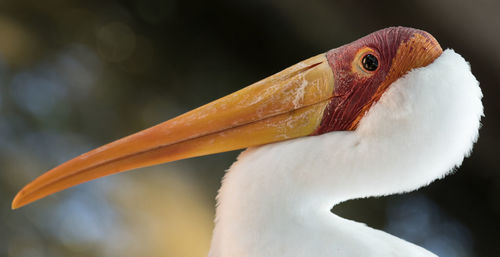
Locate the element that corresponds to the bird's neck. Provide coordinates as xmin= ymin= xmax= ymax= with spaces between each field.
xmin=208 ymin=132 xmax=436 ymax=257
xmin=208 ymin=50 xmax=482 ymax=257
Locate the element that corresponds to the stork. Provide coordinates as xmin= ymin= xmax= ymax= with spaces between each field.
xmin=12 ymin=27 xmax=483 ymax=257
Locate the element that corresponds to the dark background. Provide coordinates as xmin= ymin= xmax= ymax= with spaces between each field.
xmin=0 ymin=0 xmax=498 ymax=256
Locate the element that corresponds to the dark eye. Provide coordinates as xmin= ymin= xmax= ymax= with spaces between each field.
xmin=362 ymin=54 xmax=378 ymax=71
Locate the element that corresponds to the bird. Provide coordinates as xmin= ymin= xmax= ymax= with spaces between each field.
xmin=12 ymin=27 xmax=483 ymax=257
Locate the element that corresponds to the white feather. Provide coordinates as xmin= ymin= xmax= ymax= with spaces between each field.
xmin=208 ymin=49 xmax=483 ymax=257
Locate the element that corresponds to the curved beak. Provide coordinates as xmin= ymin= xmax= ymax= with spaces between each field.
xmin=12 ymin=54 xmax=335 ymax=209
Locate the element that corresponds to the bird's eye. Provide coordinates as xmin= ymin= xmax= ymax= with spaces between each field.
xmin=361 ymin=54 xmax=378 ymax=71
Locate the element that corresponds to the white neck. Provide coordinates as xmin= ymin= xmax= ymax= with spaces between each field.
xmin=208 ymin=50 xmax=482 ymax=257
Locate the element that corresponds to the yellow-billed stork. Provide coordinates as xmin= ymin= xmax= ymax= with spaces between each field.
xmin=12 ymin=27 xmax=483 ymax=257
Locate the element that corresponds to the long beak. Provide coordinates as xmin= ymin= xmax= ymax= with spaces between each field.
xmin=12 ymin=54 xmax=334 ymax=209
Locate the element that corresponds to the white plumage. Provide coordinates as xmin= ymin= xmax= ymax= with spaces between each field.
xmin=209 ymin=49 xmax=483 ymax=257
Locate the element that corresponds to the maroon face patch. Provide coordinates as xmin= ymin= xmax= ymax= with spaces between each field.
xmin=312 ymin=27 xmax=442 ymax=135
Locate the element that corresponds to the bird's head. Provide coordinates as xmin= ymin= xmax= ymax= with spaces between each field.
xmin=315 ymin=27 xmax=442 ymax=133
xmin=12 ymin=27 xmax=481 ymax=209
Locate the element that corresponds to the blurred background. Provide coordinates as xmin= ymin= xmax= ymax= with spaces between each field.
xmin=0 ymin=0 xmax=498 ymax=256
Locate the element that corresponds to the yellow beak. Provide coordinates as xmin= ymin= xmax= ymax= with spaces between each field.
xmin=12 ymin=53 xmax=335 ymax=209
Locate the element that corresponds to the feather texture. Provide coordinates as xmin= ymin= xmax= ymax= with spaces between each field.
xmin=209 ymin=49 xmax=483 ymax=257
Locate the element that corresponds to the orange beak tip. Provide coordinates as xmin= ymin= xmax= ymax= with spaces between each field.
xmin=12 ymin=193 xmax=23 ymax=210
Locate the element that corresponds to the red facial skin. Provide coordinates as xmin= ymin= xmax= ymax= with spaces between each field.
xmin=313 ymin=27 xmax=442 ymax=135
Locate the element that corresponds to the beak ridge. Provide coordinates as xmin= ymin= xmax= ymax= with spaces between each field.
xmin=12 ymin=54 xmax=335 ymax=209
